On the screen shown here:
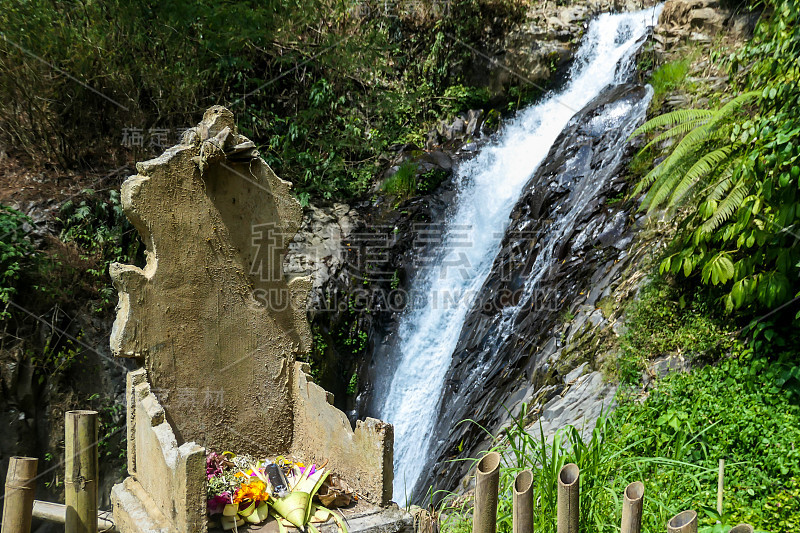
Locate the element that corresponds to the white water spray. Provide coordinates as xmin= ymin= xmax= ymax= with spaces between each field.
xmin=377 ymin=6 xmax=663 ymax=504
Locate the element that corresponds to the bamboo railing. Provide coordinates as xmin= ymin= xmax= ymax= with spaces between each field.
xmin=474 ymin=452 xmax=502 ymax=533
xmin=2 ymin=456 xmax=38 ymax=533
xmin=1 ymin=410 xmax=117 ymax=533
xmin=468 ymin=457 xmax=755 ymax=533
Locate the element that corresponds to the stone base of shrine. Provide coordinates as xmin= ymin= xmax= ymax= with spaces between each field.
xmin=209 ymin=501 xmax=414 ymax=533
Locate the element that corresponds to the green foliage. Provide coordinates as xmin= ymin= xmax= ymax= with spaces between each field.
xmin=630 ymin=91 xmax=759 ymax=210
xmin=383 ymin=162 xmax=448 ymax=201
xmin=614 ymin=350 xmax=800 ymax=531
xmin=0 ymin=0 xmax=526 ymax=201
xmin=441 ymin=85 xmax=493 ymax=116
xmin=440 ymin=349 xmax=800 ymax=533
xmin=383 ymin=161 xmax=420 ymax=199
xmin=630 ymin=0 xmax=800 ymax=319
xmin=648 ymin=59 xmax=691 ymax=108
xmin=59 ymin=190 xmax=138 ymax=264
xmin=763 ymin=477 xmax=800 ymax=532
xmin=0 ymin=205 xmax=36 ymax=317
xmin=342 ymin=327 xmax=369 ymax=355
xmin=614 ymin=280 xmax=733 ymax=384
xmin=88 ymin=393 xmax=127 ymax=471
xmin=418 ymin=168 xmax=449 ymax=194
xmin=58 ymin=190 xmax=141 ymax=309
xmin=347 ymin=371 xmax=359 ymax=395
xmin=29 ymin=336 xmax=85 ymax=384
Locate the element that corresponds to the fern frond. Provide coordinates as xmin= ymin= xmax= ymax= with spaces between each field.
xmin=699 ymin=156 xmax=742 ymax=202
xmin=645 ymin=169 xmax=676 ymax=209
xmin=641 ymin=117 xmax=711 ymax=153
xmin=631 ymin=91 xmax=759 ymax=218
xmin=706 ymin=171 xmax=733 ymax=202
xmin=664 ymin=94 xmax=756 ymax=163
xmin=701 ymin=181 xmax=749 ymax=234
xmin=667 ymin=122 xmax=727 ymax=164
xmin=629 ymin=109 xmax=716 ymax=140
xmin=714 ymin=90 xmax=761 ymax=120
xmin=643 ymin=163 xmax=683 ymax=211
xmin=668 ymin=146 xmax=737 ymax=206
xmin=641 ymin=126 xmax=714 ymax=205
xmin=633 ymin=160 xmax=666 ymax=196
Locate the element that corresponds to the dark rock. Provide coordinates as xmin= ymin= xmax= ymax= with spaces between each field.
xmin=465 ymin=110 xmax=484 ymax=137
xmin=422 ymin=151 xmax=452 ymax=171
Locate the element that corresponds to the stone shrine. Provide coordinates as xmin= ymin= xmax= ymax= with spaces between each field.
xmin=110 ymin=107 xmax=393 ymax=533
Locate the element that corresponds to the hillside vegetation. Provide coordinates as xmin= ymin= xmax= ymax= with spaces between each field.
xmin=437 ymin=1 xmax=800 ymax=532
xmin=1 ymin=0 xmax=798 ymax=528
xmin=0 ymin=0 xmax=526 ymax=202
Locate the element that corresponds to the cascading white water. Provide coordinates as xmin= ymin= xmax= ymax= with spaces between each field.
xmin=377 ymin=5 xmax=663 ymax=504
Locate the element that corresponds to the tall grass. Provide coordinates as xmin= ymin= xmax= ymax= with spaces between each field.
xmin=436 ymin=403 xmax=723 ymax=533
xmin=648 ymin=59 xmax=691 ymax=110
xmin=383 ymin=161 xmax=419 ymax=199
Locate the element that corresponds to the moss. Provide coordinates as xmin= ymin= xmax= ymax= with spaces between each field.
xmin=596 ymin=296 xmax=616 ymax=319
xmin=610 ymin=278 xmax=734 ymax=384
xmin=649 ymin=59 xmax=691 ymax=98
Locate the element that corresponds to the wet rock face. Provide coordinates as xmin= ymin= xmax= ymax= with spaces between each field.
xmin=353 ymin=178 xmax=462 ymax=417
xmin=654 ymin=0 xmax=759 ymax=49
xmin=289 ymin=175 xmax=463 ymax=420
xmin=285 ymin=203 xmax=360 ymax=315
xmin=470 ymin=0 xmax=659 ymax=92
xmin=414 ymin=83 xmax=652 ymax=499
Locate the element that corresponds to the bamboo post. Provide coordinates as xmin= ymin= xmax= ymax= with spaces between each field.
xmin=65 ymin=410 xmax=99 ymax=533
xmin=1 ymin=456 xmax=38 ymax=533
xmin=716 ymin=459 xmax=724 ymax=518
xmin=512 ymin=469 xmax=534 ymax=533
xmin=473 ymin=452 xmax=501 ymax=533
xmin=666 ymin=510 xmax=697 ymax=533
xmin=729 ymin=524 xmax=753 ymax=533
xmin=620 ymin=481 xmax=644 ymax=533
xmin=557 ymin=463 xmax=580 ymax=533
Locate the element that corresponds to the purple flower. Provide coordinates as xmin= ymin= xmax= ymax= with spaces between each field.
xmin=206 ymin=452 xmax=223 ymax=479
xmin=207 ymin=493 xmax=231 ymax=515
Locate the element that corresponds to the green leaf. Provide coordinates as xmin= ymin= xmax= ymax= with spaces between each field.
xmin=702 ymin=252 xmax=735 ymax=285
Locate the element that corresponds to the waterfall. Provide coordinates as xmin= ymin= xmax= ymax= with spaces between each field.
xmin=375 ymin=5 xmax=664 ymax=505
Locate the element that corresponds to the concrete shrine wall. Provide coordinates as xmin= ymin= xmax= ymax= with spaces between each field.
xmin=110 ymin=107 xmax=393 ymax=533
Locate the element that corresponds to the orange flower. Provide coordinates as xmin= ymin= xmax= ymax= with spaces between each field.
xmin=233 ymin=479 xmax=269 ymax=504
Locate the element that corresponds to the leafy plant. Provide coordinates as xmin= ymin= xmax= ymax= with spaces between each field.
xmin=629 ymin=0 xmax=800 ymax=319
xmin=762 ymin=477 xmax=800 ymax=532
xmin=0 ymin=205 xmax=37 ymax=317
xmin=383 ymin=161 xmax=420 ymax=199
xmin=347 ymin=371 xmax=358 ymax=395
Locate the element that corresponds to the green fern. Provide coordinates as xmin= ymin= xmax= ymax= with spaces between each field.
xmin=628 ymin=108 xmax=715 ymax=139
xmin=668 ymin=146 xmax=736 ymax=204
xmin=640 ymin=117 xmax=712 ymax=153
xmin=704 ymin=160 xmax=739 ymax=203
xmin=701 ymin=181 xmax=750 ymax=234
xmin=622 ymin=3 xmax=800 ymax=315
xmin=631 ymin=91 xmax=760 ymax=213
